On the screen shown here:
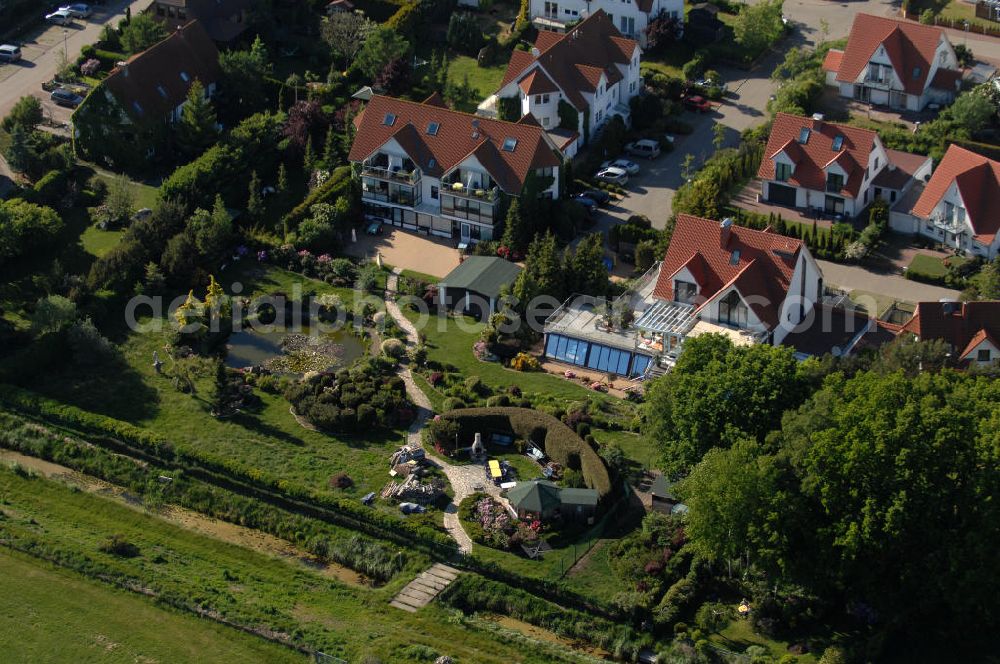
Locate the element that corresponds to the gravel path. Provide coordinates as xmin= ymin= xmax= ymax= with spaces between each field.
xmin=387 ymin=269 xmax=510 ymax=555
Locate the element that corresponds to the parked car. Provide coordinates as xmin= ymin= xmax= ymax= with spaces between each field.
xmin=50 ymin=88 xmax=83 ymax=108
xmin=0 ymin=44 xmax=22 ymax=63
xmin=600 ymin=158 xmax=640 ymax=175
xmin=59 ymin=3 xmax=92 ymax=18
xmin=398 ymin=502 xmax=425 ymax=514
xmin=45 ymin=9 xmax=73 ymax=24
xmin=579 ymin=188 xmax=611 ymax=205
xmin=624 ymin=139 xmax=661 ymax=160
xmin=574 ymin=195 xmax=597 ymax=213
xmin=683 ymin=95 xmax=712 ymax=113
xmin=594 ymin=167 xmax=629 ymax=186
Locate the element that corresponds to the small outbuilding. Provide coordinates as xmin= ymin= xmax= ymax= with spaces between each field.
xmin=650 ymin=475 xmax=679 ymax=514
xmin=438 ymin=256 xmax=522 ymax=320
xmin=508 ymin=480 xmax=598 ymax=523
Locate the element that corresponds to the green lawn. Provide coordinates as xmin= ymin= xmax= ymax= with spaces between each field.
xmin=562 ymin=538 xmax=622 ymax=602
xmin=0 ymin=468 xmax=557 ymax=663
xmin=92 ymin=171 xmax=160 ymax=210
xmin=907 ymin=253 xmax=949 ymax=278
xmin=447 ymin=55 xmax=505 ymax=110
xmin=79 ymin=224 xmax=124 ymax=258
xmin=23 ymin=266 xmax=399 ymax=498
xmin=710 ymin=615 xmax=818 ymax=663
xmin=0 ymin=550 xmax=307 ymax=664
xmin=592 ymin=428 xmax=658 ymax=471
xmin=407 ymin=312 xmax=630 ymax=411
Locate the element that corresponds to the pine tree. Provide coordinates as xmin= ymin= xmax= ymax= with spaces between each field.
xmin=500 ymin=199 xmax=528 ymax=254
xmin=322 ymin=125 xmax=337 ymax=169
xmin=176 ymin=79 xmax=217 ymax=157
xmin=303 ymin=135 xmax=315 ymax=173
xmin=247 ymin=170 xmax=264 ymax=223
xmin=5 ymin=123 xmax=33 ymax=174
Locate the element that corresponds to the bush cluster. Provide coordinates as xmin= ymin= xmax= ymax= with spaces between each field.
xmin=284 ymin=360 xmax=410 ymax=432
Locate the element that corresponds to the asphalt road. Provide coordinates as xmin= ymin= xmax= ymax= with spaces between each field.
xmin=0 ymin=0 xmax=149 ymax=124
xmin=819 ymin=259 xmax=960 ymax=302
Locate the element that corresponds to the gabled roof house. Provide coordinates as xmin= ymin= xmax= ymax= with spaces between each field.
xmin=526 ymin=0 xmax=683 ymax=47
xmin=348 ymin=94 xmax=562 ymax=244
xmin=758 ymin=112 xmax=931 ymax=219
xmin=478 ymin=11 xmax=642 ymax=157
xmin=72 ymin=20 xmax=221 ymax=170
xmin=891 ymin=144 xmax=1000 ymax=259
xmin=899 ymin=300 xmax=1000 ymax=366
xmin=822 ymin=14 xmax=963 ymax=111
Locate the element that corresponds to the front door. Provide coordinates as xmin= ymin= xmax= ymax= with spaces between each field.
xmin=460 ymin=223 xmax=471 ymax=242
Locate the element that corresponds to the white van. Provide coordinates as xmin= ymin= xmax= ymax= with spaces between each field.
xmin=625 ymin=139 xmax=661 ymax=160
xmin=0 ymin=45 xmax=22 ymax=63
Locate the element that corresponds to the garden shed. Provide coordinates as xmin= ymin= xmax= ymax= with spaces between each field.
xmin=508 ymin=480 xmax=598 ymax=523
xmin=438 ymin=257 xmax=522 ymax=321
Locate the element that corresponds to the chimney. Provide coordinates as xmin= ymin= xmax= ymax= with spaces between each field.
xmin=720 ymin=217 xmax=733 ymax=247
xmin=811 ymin=112 xmax=824 ymax=130
xmin=530 ymin=47 xmax=540 ymax=57
xmin=471 ymin=118 xmax=480 ymax=139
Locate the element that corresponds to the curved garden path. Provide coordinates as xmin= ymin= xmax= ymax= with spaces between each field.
xmin=386 ymin=269 xmax=508 ymax=555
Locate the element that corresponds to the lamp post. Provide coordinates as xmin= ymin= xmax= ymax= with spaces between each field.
xmin=964 ymin=20 xmax=970 ymax=45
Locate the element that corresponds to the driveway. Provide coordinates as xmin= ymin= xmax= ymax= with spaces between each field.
xmin=0 ymin=0 xmax=150 ymax=123
xmin=818 ymin=259 xmax=960 ymax=303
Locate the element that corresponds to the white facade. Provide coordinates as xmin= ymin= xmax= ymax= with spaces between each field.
xmin=837 ymin=36 xmax=960 ymax=111
xmin=762 ymin=134 xmax=891 ymax=219
xmin=529 ymin=0 xmax=683 ymax=45
xmin=890 ymin=181 xmax=1000 ymax=259
xmin=356 ymin=141 xmax=559 ymax=244
xmin=962 ymin=335 xmax=1000 ymax=366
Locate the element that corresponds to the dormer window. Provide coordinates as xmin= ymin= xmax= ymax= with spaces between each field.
xmin=383 ymin=113 xmax=396 ymax=126
xmin=719 ymin=290 xmax=748 ymax=328
xmin=674 ymin=280 xmax=697 ymax=304
xmin=426 ymin=122 xmax=439 ymax=135
xmin=826 ymin=172 xmax=845 ymax=193
xmin=798 ymin=128 xmax=811 ymax=144
xmin=913 ymin=67 xmax=921 ymax=79
xmin=775 ymin=162 xmax=792 ymax=182
xmin=832 ymin=135 xmax=844 ymax=151
xmin=502 ymin=137 xmax=517 ymax=152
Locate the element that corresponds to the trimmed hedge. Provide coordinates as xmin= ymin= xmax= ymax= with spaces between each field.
xmin=437 ymin=407 xmax=612 ymax=499
xmin=282 ymin=165 xmax=352 ymax=229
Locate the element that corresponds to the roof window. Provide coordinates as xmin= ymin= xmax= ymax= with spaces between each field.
xmin=832 ymin=135 xmax=844 ymax=151
xmin=729 ymin=249 xmax=741 ymax=266
xmin=180 ymin=71 xmax=190 ymax=82
xmin=383 ymin=113 xmax=396 ymax=126
xmin=157 ymin=85 xmax=168 ymax=98
xmin=798 ymin=127 xmax=810 ymax=144
xmin=132 ymin=100 xmax=143 ymax=115
xmin=502 ymin=137 xmax=518 ymax=152
xmin=426 ymin=122 xmax=439 ymax=135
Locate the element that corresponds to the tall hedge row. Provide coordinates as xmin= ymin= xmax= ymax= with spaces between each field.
xmin=438 ymin=407 xmax=612 ymax=498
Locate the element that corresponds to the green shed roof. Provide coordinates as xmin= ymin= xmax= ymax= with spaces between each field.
xmin=508 ymin=480 xmax=562 ymax=513
xmin=439 ymin=256 xmax=522 ymax=300
xmin=651 ymin=475 xmax=676 ymax=501
xmin=559 ymin=487 xmax=599 ymax=506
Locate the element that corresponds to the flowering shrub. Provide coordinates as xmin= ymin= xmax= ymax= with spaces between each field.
xmin=428 ymin=371 xmax=444 ymax=386
xmin=80 ymin=58 xmax=101 ymax=76
xmin=472 ymin=340 xmax=489 ymax=360
xmin=473 ymin=497 xmax=513 ymax=549
xmin=510 ymin=352 xmax=540 ymax=372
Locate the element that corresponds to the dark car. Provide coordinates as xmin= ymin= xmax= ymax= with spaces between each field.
xmin=574 ymin=195 xmax=597 ymax=213
xmin=51 ymin=88 xmax=83 ymax=108
xmin=579 ymin=189 xmax=611 ymax=205
xmin=683 ymin=95 xmax=712 ymax=113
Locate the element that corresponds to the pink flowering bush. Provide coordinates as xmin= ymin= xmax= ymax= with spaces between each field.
xmin=80 ymin=58 xmax=100 ymax=76
xmin=472 ymin=340 xmax=489 ymax=360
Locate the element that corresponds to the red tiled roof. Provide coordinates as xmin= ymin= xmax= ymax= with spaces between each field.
xmin=911 ymin=144 xmax=1000 ymax=244
xmin=822 ymin=48 xmax=843 ymax=73
xmin=930 ymin=67 xmax=962 ymax=91
xmin=102 ymin=20 xmax=220 ymax=122
xmin=871 ymin=148 xmax=930 ymax=191
xmin=653 ymin=214 xmax=803 ymax=329
xmin=836 ymin=14 xmax=957 ymax=96
xmin=758 ymin=113 xmax=879 ymax=199
xmin=958 ymin=328 xmax=1000 ymax=360
xmin=348 ymin=95 xmax=561 ymax=193
xmin=518 ymin=70 xmax=558 ymax=95
xmin=900 ymin=301 xmax=1000 ymax=354
xmin=498 ymin=11 xmax=637 ymax=111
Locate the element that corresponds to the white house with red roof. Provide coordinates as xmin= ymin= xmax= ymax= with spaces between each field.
xmin=891 ymin=145 xmax=1000 ymax=259
xmin=822 ymin=14 xmax=962 ymax=112
xmin=478 ymin=11 xmax=642 ymax=156
xmin=543 ymin=214 xmax=828 ymax=376
xmin=529 ymin=0 xmax=682 ymax=45
xmin=758 ymin=112 xmax=931 ymax=219
xmin=348 ymin=94 xmax=563 ymax=244
xmin=899 ymin=300 xmax=1000 ymax=366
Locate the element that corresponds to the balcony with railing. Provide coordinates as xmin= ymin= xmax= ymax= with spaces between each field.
xmin=361 ymin=154 xmax=421 ymax=185
xmin=440 ymin=192 xmax=499 ymax=225
xmin=361 ymin=177 xmax=421 ymax=207
xmin=442 ymin=180 xmax=500 ymax=203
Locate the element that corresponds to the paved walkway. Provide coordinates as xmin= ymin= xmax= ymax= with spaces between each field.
xmin=389 ymin=563 xmax=460 ymax=612
xmin=818 ymin=260 xmax=960 ymax=304
xmin=386 ymin=269 xmax=511 ymax=555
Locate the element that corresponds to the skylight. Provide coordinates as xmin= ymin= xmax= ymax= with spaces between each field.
xmin=383 ymin=113 xmax=396 ymax=126
xmin=729 ymin=249 xmax=741 ymax=266
xmin=832 ymin=135 xmax=844 ymax=151
xmin=798 ymin=128 xmax=811 ymax=145
xmin=132 ymin=100 xmax=143 ymax=115
xmin=180 ymin=71 xmax=190 ymax=82
xmin=157 ymin=85 xmax=168 ymax=98
xmin=502 ymin=137 xmax=517 ymax=152
xmin=426 ymin=122 xmax=439 ymax=136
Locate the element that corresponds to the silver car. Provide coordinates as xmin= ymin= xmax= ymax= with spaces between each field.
xmin=45 ymin=9 xmax=73 ymax=25
xmin=0 ymin=44 xmax=22 ymax=63
xmin=594 ymin=167 xmax=629 ymax=186
xmin=60 ymin=4 xmax=92 ymax=19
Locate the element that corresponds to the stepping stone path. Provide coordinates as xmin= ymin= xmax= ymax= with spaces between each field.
xmin=389 ymin=563 xmax=460 ymax=612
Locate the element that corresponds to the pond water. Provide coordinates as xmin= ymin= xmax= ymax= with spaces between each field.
xmin=225 ymin=326 xmax=364 ymax=373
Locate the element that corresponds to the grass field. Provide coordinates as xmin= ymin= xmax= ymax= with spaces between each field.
xmin=23 ymin=265 xmax=401 ymax=498
xmin=0 ymin=550 xmax=308 ymax=664
xmin=79 ymin=224 xmax=124 ymax=258
xmin=907 ymin=253 xmax=949 ymax=277
xmin=447 ymin=56 xmax=506 ymax=110
xmin=592 ymin=428 xmax=657 ymax=470
xmin=0 ymin=468 xmax=557 ymax=663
